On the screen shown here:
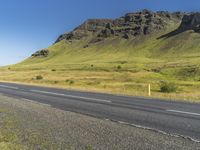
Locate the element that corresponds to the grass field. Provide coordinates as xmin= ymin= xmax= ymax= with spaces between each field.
xmin=1 ymin=23 xmax=200 ymax=102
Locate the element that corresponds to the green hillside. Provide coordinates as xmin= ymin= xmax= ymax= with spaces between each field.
xmin=1 ymin=10 xmax=200 ymax=102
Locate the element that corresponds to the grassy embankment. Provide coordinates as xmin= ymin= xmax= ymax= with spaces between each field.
xmin=0 ymin=108 xmax=27 ymax=149
xmin=1 ymin=23 xmax=200 ymax=102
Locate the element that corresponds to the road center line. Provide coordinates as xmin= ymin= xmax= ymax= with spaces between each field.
xmin=31 ymin=90 xmax=65 ymax=96
xmin=30 ymin=89 xmax=112 ymax=103
xmin=0 ymin=85 xmax=19 ymax=90
xmin=166 ymin=109 xmax=200 ymax=116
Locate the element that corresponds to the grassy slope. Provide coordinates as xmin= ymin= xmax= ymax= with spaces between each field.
xmin=1 ymin=22 xmax=200 ymax=102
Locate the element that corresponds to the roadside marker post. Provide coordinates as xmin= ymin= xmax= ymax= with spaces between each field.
xmin=148 ymin=84 xmax=151 ymax=97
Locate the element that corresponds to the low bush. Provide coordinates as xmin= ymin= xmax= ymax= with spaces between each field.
xmin=66 ymin=79 xmax=75 ymax=85
xmin=69 ymin=80 xmax=75 ymax=85
xmin=117 ymin=65 xmax=122 ymax=70
xmin=36 ymin=75 xmax=43 ymax=80
xmin=54 ymin=81 xmax=58 ymax=84
xmin=160 ymin=81 xmax=178 ymax=93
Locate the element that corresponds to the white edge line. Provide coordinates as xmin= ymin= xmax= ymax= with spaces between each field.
xmin=30 ymin=90 xmax=112 ymax=103
xmin=104 ymin=118 xmax=200 ymax=143
xmin=166 ymin=109 xmax=200 ymax=116
xmin=0 ymin=85 xmax=19 ymax=90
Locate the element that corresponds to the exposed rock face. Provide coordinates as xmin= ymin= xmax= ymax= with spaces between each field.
xmin=32 ymin=49 xmax=49 ymax=57
xmin=178 ymin=13 xmax=200 ymax=32
xmin=112 ymin=9 xmax=166 ymax=37
xmin=55 ymin=9 xmax=185 ymax=44
xmin=75 ymin=19 xmax=113 ymax=31
xmin=157 ymin=11 xmax=185 ymax=20
xmin=55 ymin=19 xmax=113 ymax=43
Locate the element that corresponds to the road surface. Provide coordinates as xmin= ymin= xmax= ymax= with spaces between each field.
xmin=0 ymin=82 xmax=199 ymax=141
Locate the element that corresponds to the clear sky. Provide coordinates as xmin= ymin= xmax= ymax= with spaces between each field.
xmin=0 ymin=0 xmax=199 ymax=66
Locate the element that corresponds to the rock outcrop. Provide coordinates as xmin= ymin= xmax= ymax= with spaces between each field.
xmin=55 ymin=19 xmax=113 ymax=43
xmin=158 ymin=12 xmax=200 ymax=39
xmin=32 ymin=49 xmax=49 ymax=57
xmin=178 ymin=13 xmax=200 ymax=32
xmin=55 ymin=9 xmax=185 ymax=44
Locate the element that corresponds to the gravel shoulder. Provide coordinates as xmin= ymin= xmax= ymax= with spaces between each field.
xmin=0 ymin=94 xmax=199 ymax=150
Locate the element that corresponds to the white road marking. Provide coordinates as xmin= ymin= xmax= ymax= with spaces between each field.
xmin=0 ymin=85 xmax=19 ymax=90
xmin=30 ymin=90 xmax=112 ymax=103
xmin=31 ymin=90 xmax=65 ymax=96
xmin=167 ymin=109 xmax=200 ymax=116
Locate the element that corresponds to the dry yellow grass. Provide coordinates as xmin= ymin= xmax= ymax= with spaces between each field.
xmin=0 ymin=68 xmax=200 ymax=103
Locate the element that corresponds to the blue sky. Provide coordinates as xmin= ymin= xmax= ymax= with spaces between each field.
xmin=0 ymin=0 xmax=199 ymax=65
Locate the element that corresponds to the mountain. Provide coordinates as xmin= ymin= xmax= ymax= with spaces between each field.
xmin=18 ymin=9 xmax=200 ymax=78
xmin=4 ymin=10 xmax=200 ymax=101
xmin=27 ymin=9 xmax=189 ymax=62
xmin=25 ymin=9 xmax=200 ymax=68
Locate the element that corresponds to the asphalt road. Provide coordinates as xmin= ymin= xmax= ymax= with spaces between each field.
xmin=0 ymin=82 xmax=199 ymax=141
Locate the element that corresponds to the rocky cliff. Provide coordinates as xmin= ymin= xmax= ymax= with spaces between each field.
xmin=178 ymin=13 xmax=200 ymax=32
xmin=55 ymin=10 xmax=185 ymax=44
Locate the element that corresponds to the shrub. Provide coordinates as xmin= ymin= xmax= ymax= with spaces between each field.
xmin=117 ymin=65 xmax=122 ymax=70
xmin=160 ymin=81 xmax=178 ymax=93
xmin=52 ymin=69 xmax=56 ymax=72
xmin=69 ymin=80 xmax=75 ymax=85
xmin=36 ymin=75 xmax=43 ymax=80
xmin=54 ymin=81 xmax=58 ymax=84
xmin=66 ymin=79 xmax=75 ymax=85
